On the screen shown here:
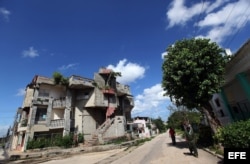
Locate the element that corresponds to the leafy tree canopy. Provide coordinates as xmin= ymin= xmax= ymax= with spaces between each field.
xmin=52 ymin=72 xmax=69 ymax=86
xmin=151 ymin=117 xmax=166 ymax=133
xmin=162 ymin=38 xmax=229 ymax=109
xmin=167 ymin=109 xmax=202 ymax=130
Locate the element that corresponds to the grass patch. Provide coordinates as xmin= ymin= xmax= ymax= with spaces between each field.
xmin=208 ymin=144 xmax=224 ymax=156
xmin=134 ymin=137 xmax=152 ymax=146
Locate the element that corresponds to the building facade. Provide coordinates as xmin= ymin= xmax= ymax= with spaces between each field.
xmin=10 ymin=68 xmax=134 ymax=151
xmin=126 ymin=116 xmax=158 ymax=139
xmin=210 ymin=39 xmax=250 ymax=125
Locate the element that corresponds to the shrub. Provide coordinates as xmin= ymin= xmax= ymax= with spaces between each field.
xmin=51 ymin=134 xmax=63 ymax=146
xmin=26 ymin=134 xmax=74 ymax=149
xmin=78 ymin=133 xmax=84 ymax=143
xmin=52 ymin=72 xmax=69 ymax=85
xmin=53 ymin=72 xmax=63 ymax=84
xmin=214 ymin=119 xmax=250 ymax=148
xmin=27 ymin=137 xmax=50 ymax=149
xmin=60 ymin=134 xmax=74 ymax=148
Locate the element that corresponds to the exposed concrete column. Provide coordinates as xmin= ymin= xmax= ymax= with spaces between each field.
xmin=46 ymin=98 xmax=53 ymax=127
xmin=33 ymin=88 xmax=39 ymax=99
xmin=23 ymin=105 xmax=37 ymax=151
xmin=29 ymin=106 xmax=37 ymax=130
xmin=23 ymin=132 xmax=30 ymax=152
xmin=63 ymin=90 xmax=72 ymax=136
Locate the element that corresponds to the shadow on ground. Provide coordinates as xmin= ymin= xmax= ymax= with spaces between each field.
xmin=166 ymin=141 xmax=224 ymax=164
xmin=166 ymin=141 xmax=188 ymax=149
xmin=166 ymin=141 xmax=194 ymax=157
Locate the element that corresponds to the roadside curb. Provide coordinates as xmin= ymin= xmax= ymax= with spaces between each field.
xmin=202 ymin=148 xmax=223 ymax=160
xmin=1 ymin=144 xmax=123 ymax=163
xmin=0 ymin=138 xmax=144 ymax=163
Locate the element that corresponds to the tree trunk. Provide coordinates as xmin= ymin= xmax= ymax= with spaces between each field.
xmin=201 ymin=103 xmax=221 ymax=134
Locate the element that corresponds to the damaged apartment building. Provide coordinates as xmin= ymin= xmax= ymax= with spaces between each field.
xmin=10 ymin=67 xmax=134 ymax=152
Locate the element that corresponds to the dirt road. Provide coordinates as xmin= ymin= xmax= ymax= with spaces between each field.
xmin=41 ymin=133 xmax=223 ymax=164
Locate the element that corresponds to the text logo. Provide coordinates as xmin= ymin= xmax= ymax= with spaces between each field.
xmin=224 ymin=148 xmax=250 ymax=164
xmin=228 ymin=152 xmax=246 ymax=159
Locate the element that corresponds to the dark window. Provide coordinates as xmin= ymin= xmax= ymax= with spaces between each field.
xmin=233 ymin=106 xmax=239 ymax=113
xmin=215 ymin=98 xmax=221 ymax=107
xmin=109 ymin=95 xmax=116 ymax=103
xmin=70 ymin=108 xmax=75 ymax=119
xmin=35 ymin=108 xmax=47 ymax=122
xmin=83 ymin=92 xmax=89 ymax=99
xmin=219 ymin=110 xmax=225 ymax=117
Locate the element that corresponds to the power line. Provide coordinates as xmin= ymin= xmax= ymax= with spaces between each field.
xmin=225 ymin=2 xmax=250 ymax=48
xmin=193 ymin=0 xmax=206 ymax=37
xmin=223 ymin=1 xmax=237 ymax=28
xmin=212 ymin=1 xmax=237 ymax=47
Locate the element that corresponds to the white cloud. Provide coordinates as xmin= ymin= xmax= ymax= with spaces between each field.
xmin=197 ymin=0 xmax=250 ymax=43
xmin=59 ymin=63 xmax=78 ymax=71
xmin=166 ymin=0 xmax=209 ymax=28
xmin=225 ymin=48 xmax=232 ymax=56
xmin=16 ymin=88 xmax=25 ymax=96
xmin=205 ymin=0 xmax=230 ymax=14
xmin=0 ymin=7 xmax=11 ymax=21
xmin=161 ymin=51 xmax=168 ymax=59
xmin=107 ymin=59 xmax=146 ymax=84
xmin=166 ymin=0 xmax=250 ymax=44
xmin=132 ymin=83 xmax=172 ymax=120
xmin=22 ymin=47 xmax=39 ymax=58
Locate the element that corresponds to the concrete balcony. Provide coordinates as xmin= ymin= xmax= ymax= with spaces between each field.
xmin=69 ymin=75 xmax=94 ymax=89
xmin=50 ymin=119 xmax=65 ymax=129
xmin=126 ymin=95 xmax=134 ymax=106
xmin=116 ymin=83 xmax=131 ymax=96
xmin=32 ymin=98 xmax=50 ymax=105
xmin=17 ymin=123 xmax=28 ymax=132
xmin=52 ymin=99 xmax=66 ymax=108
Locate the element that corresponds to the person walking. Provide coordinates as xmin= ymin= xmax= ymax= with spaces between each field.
xmin=184 ymin=124 xmax=198 ymax=157
xmin=169 ymin=127 xmax=176 ymax=145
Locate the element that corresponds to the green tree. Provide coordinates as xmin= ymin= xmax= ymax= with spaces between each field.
xmin=52 ymin=72 xmax=69 ymax=86
xmin=162 ymin=38 xmax=229 ymax=133
xmin=167 ymin=107 xmax=201 ymax=130
xmin=151 ymin=117 xmax=166 ymax=133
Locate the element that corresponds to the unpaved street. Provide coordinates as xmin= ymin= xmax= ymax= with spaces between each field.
xmin=111 ymin=133 xmax=222 ymax=164
xmin=42 ymin=133 xmax=223 ymax=164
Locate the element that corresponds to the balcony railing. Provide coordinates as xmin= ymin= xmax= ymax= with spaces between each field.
xmin=17 ymin=119 xmax=28 ymax=132
xmin=17 ymin=125 xmax=27 ymax=132
xmin=32 ymin=98 xmax=50 ymax=105
xmin=50 ymin=119 xmax=65 ymax=129
xmin=53 ymin=99 xmax=66 ymax=108
xmin=20 ymin=119 xmax=28 ymax=127
xmin=116 ymin=83 xmax=130 ymax=95
xmin=69 ymin=75 xmax=94 ymax=88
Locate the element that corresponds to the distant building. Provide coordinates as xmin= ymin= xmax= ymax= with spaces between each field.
xmin=10 ymin=68 xmax=134 ymax=152
xmin=210 ymin=39 xmax=250 ymax=125
xmin=127 ymin=116 xmax=156 ymax=138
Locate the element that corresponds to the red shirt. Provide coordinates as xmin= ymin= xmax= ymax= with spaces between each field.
xmin=169 ymin=128 xmax=175 ymax=136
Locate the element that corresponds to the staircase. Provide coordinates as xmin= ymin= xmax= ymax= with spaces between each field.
xmin=86 ymin=118 xmax=115 ymax=146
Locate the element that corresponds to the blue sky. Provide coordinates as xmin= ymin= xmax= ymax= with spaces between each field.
xmin=0 ymin=0 xmax=250 ymax=136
